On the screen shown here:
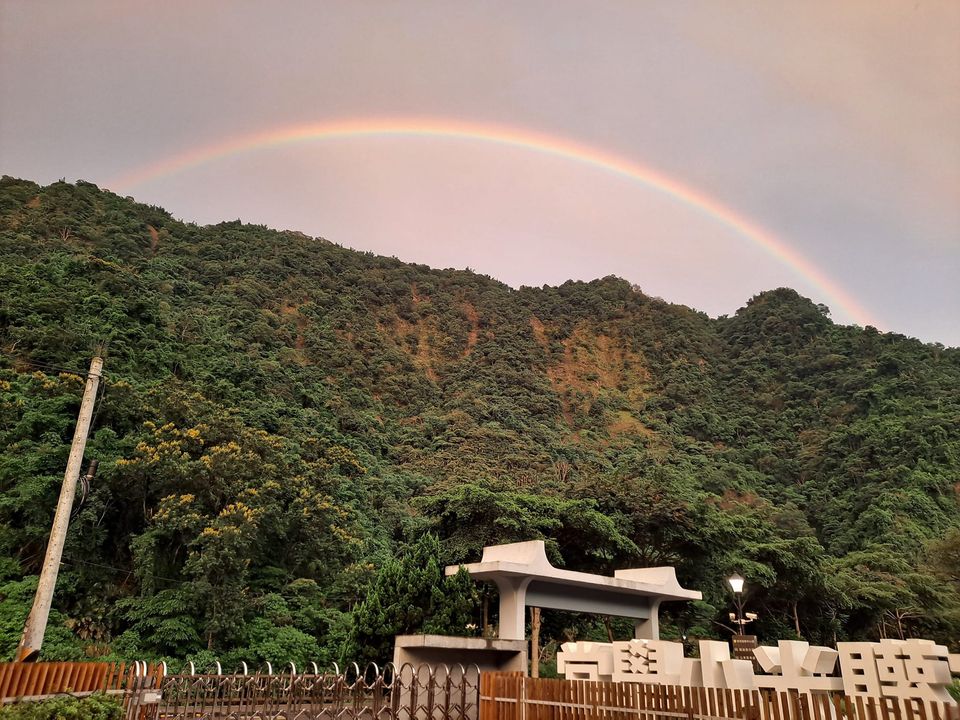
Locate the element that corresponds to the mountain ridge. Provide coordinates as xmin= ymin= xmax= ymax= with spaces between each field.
xmin=0 ymin=176 xmax=957 ymax=661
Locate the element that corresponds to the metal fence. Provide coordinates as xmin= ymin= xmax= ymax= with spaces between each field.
xmin=0 ymin=661 xmax=480 ymax=720
xmin=143 ymin=662 xmax=480 ymax=720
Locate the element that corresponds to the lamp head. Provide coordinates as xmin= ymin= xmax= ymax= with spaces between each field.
xmin=727 ymin=573 xmax=745 ymax=594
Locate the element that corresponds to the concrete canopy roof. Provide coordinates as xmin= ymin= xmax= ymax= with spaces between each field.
xmin=445 ymin=540 xmax=701 ymax=602
xmin=445 ymin=541 xmax=700 ymax=640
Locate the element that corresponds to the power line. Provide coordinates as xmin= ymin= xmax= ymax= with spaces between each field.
xmin=1 ymin=357 xmax=103 ymax=378
xmin=61 ymin=556 xmax=188 ymax=586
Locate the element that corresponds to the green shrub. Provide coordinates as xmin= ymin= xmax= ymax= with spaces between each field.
xmin=0 ymin=693 xmax=123 ymax=720
xmin=948 ymin=679 xmax=960 ymax=703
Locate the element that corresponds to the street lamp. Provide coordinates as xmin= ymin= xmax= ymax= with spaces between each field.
xmin=727 ymin=573 xmax=747 ymax=635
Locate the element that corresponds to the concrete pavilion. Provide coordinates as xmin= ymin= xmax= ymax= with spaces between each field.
xmin=393 ymin=540 xmax=701 ymax=673
xmin=447 ymin=540 xmax=702 ymax=641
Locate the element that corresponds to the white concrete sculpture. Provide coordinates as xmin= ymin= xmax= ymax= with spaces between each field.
xmin=609 ymin=639 xmax=685 ymax=684
xmin=446 ymin=540 xmax=701 ymax=641
xmin=752 ymin=641 xmax=843 ymax=696
xmin=451 ymin=542 xmax=959 ymax=708
xmin=559 ymin=639 xmax=755 ymax=689
xmin=838 ymin=638 xmax=956 ymax=704
xmin=557 ymin=641 xmax=615 ymax=681
xmin=556 ymin=638 xmax=959 ymax=707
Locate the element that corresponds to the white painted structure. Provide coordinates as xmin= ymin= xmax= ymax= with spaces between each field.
xmin=445 ymin=540 xmax=701 ymax=641
xmin=557 ymin=637 xmax=960 ymax=707
xmin=393 ymin=634 xmax=527 ymax=673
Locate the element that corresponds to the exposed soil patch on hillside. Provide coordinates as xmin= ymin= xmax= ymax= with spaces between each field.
xmin=463 ymin=302 xmax=479 ymax=357
xmin=544 ymin=323 xmax=653 ymax=428
xmin=389 ymin=315 xmax=439 ymax=382
xmin=529 ymin=315 xmax=549 ymax=350
xmin=147 ymin=224 xmax=159 ymax=256
xmin=279 ymin=300 xmax=309 ymax=355
xmin=607 ymin=410 xmax=656 ymax=438
xmin=417 ymin=324 xmax=438 ymax=382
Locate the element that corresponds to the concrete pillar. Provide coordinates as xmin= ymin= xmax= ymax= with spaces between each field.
xmin=494 ymin=577 xmax=532 ymax=640
xmin=634 ymin=600 xmax=661 ymax=640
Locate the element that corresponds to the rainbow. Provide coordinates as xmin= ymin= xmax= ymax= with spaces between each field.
xmin=108 ymin=117 xmax=876 ymax=327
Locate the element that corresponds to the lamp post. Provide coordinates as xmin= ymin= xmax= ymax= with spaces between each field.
xmin=727 ymin=573 xmax=746 ymax=635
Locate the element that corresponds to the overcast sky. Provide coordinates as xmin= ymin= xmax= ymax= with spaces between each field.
xmin=2 ymin=2 xmax=958 ymax=345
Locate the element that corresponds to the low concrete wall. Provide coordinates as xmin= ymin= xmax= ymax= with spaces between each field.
xmin=393 ymin=634 xmax=528 ymax=674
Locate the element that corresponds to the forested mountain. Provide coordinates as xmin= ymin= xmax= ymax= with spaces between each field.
xmin=1 ymin=177 xmax=957 ymax=665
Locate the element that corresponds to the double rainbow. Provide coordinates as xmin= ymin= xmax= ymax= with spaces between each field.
xmin=108 ymin=117 xmax=875 ymax=327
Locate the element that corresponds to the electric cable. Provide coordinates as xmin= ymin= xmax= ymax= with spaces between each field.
xmin=61 ymin=556 xmax=188 ymax=586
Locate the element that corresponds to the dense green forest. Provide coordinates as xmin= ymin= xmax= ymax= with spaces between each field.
xmin=0 ymin=177 xmax=957 ymax=667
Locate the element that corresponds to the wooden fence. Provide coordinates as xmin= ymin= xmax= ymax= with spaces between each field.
xmin=2 ymin=663 xmax=957 ymax=720
xmin=0 ymin=661 xmax=161 ymax=702
xmin=479 ymin=674 xmax=960 ymax=720
xmin=0 ymin=661 xmax=162 ymax=720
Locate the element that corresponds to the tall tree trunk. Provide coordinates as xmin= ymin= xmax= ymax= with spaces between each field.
xmin=601 ymin=616 xmax=614 ymax=643
xmin=482 ymin=597 xmax=490 ymax=638
xmin=792 ymin=600 xmax=801 ymax=638
xmin=530 ymin=607 xmax=541 ymax=678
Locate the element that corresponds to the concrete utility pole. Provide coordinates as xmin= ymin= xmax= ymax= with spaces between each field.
xmin=16 ymin=356 xmax=103 ymax=662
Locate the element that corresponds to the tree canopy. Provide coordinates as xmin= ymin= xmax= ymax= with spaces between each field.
xmin=0 ymin=177 xmax=957 ymax=664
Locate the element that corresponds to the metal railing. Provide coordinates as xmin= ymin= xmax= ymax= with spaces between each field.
xmin=0 ymin=660 xmax=481 ymax=720
xmin=143 ymin=662 xmax=480 ymax=720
